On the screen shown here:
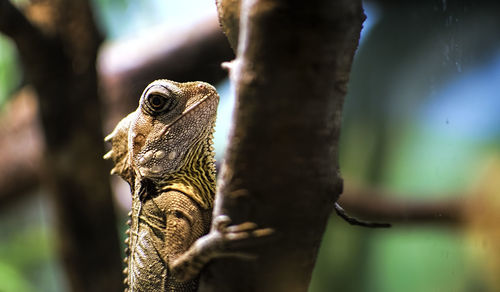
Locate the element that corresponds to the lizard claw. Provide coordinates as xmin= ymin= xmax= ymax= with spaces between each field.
xmin=170 ymin=215 xmax=275 ymax=281
xmin=226 ymin=222 xmax=258 ymax=233
xmin=211 ymin=215 xmax=275 ymax=252
xmin=224 ymin=222 xmax=274 ymax=241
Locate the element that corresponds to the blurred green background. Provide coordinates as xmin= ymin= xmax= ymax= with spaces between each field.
xmin=1 ymin=0 xmax=499 ymax=291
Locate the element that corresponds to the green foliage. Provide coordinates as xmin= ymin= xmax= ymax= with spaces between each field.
xmin=0 ymin=262 xmax=33 ymax=292
xmin=90 ymin=0 xmax=168 ymax=39
xmin=0 ymin=196 xmax=62 ymax=292
xmin=0 ymin=36 xmax=21 ymax=108
xmin=368 ymin=229 xmax=469 ymax=292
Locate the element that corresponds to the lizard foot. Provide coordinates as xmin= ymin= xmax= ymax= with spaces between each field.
xmin=211 ymin=215 xmax=275 ymax=258
xmin=170 ymin=215 xmax=274 ymax=281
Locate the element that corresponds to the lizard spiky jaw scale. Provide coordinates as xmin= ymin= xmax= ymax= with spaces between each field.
xmin=104 ymin=112 xmax=135 ymax=184
xmin=103 ymin=150 xmax=113 ymax=160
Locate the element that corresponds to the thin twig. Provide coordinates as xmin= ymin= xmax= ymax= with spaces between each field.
xmin=334 ymin=202 xmax=391 ymax=228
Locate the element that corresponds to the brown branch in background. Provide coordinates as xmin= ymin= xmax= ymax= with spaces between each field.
xmin=338 ymin=184 xmax=466 ymax=225
xmin=0 ymin=0 xmax=68 ymax=102
xmin=99 ymin=15 xmax=234 ymax=131
xmin=0 ymin=0 xmax=123 ymax=291
xmin=0 ymin=0 xmax=46 ymax=50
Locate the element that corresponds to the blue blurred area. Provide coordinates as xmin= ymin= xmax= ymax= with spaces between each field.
xmin=311 ymin=1 xmax=500 ymax=292
xmin=91 ymin=0 xmax=216 ymax=39
xmin=421 ymin=52 xmax=500 ymax=141
xmin=213 ymin=79 xmax=236 ymax=161
xmin=387 ymin=53 xmax=500 ymax=195
xmin=359 ymin=1 xmax=380 ymax=44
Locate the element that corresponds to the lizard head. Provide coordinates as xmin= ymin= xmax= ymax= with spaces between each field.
xmin=104 ymin=80 xmax=219 ymax=187
xmin=128 ymin=79 xmax=219 ymax=179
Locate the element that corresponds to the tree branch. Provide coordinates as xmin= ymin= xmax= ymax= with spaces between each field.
xmin=0 ymin=0 xmax=44 ymax=44
xmin=333 ymin=202 xmax=391 ymax=228
xmin=201 ymin=0 xmax=365 ymax=291
xmin=0 ymin=0 xmax=123 ymax=291
xmin=338 ymin=185 xmax=465 ymax=225
xmin=0 ymin=0 xmax=67 ymax=106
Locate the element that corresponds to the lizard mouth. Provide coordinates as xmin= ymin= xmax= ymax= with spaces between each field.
xmin=160 ymin=92 xmax=218 ymax=136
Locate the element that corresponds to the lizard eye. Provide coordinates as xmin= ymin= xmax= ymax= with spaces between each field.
xmin=145 ymin=94 xmax=176 ymax=114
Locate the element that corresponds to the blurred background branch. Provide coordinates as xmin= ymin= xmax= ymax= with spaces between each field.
xmin=338 ymin=185 xmax=466 ymax=225
xmin=1 ymin=0 xmax=122 ymax=291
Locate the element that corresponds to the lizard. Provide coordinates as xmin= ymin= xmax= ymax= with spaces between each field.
xmin=104 ymin=79 xmax=273 ymax=291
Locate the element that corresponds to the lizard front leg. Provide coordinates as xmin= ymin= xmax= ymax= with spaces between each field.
xmin=141 ymin=190 xmax=272 ymax=289
xmin=170 ymin=215 xmax=274 ymax=282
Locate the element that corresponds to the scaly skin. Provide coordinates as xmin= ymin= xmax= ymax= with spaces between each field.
xmin=105 ymin=80 xmax=272 ymax=292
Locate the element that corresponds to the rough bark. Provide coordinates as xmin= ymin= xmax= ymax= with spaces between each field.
xmin=215 ymin=0 xmax=240 ymax=51
xmin=0 ymin=0 xmax=122 ymax=291
xmin=199 ymin=0 xmax=364 ymax=291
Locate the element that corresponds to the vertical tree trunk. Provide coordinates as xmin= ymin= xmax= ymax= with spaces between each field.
xmin=200 ymin=0 xmax=364 ymax=291
xmin=0 ymin=1 xmax=123 ymax=291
